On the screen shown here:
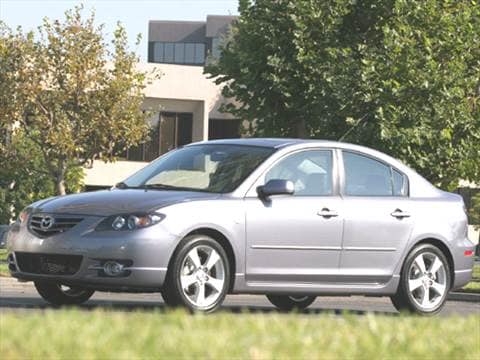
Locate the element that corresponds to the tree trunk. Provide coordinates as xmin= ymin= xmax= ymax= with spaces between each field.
xmin=54 ymin=162 xmax=67 ymax=196
xmin=293 ymin=118 xmax=307 ymax=138
xmin=55 ymin=178 xmax=66 ymax=196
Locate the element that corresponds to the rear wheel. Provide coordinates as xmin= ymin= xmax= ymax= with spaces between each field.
xmin=34 ymin=281 xmax=94 ymax=306
xmin=163 ymin=235 xmax=230 ymax=312
xmin=391 ymin=244 xmax=450 ymax=315
xmin=266 ymin=295 xmax=316 ymax=311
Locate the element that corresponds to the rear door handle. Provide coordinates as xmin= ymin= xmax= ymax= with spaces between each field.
xmin=317 ymin=208 xmax=339 ymax=218
xmin=391 ymin=209 xmax=411 ymax=218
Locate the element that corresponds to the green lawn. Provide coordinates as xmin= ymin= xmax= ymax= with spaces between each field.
xmin=1 ymin=310 xmax=479 ymax=359
xmin=462 ymin=263 xmax=480 ymax=293
xmin=0 ymin=248 xmax=8 ymax=276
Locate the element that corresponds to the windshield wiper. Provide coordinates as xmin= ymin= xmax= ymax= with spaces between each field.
xmin=142 ymin=184 xmax=212 ymax=192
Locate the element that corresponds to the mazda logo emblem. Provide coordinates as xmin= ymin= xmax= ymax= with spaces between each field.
xmin=40 ymin=216 xmax=54 ymax=230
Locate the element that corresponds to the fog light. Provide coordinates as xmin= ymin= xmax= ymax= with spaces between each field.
xmin=103 ymin=261 xmax=124 ymax=277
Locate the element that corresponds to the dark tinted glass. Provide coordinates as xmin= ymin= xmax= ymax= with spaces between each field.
xmin=194 ymin=43 xmax=205 ymax=64
xmin=153 ymin=42 xmax=164 ymax=62
xmin=164 ymin=43 xmax=174 ymax=63
xmin=185 ymin=43 xmax=195 ymax=63
xmin=174 ymin=43 xmax=185 ymax=63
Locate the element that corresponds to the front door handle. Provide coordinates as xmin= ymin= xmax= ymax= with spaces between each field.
xmin=317 ymin=208 xmax=339 ymax=218
xmin=391 ymin=209 xmax=411 ymax=219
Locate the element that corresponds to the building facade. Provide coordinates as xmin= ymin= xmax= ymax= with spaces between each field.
xmin=85 ymin=15 xmax=239 ymax=188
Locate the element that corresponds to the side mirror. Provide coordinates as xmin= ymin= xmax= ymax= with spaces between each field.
xmin=257 ymin=179 xmax=295 ymax=198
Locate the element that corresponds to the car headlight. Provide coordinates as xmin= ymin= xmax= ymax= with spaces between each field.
xmin=96 ymin=213 xmax=165 ymax=231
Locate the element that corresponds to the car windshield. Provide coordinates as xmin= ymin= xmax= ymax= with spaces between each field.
xmin=121 ymin=144 xmax=275 ymax=193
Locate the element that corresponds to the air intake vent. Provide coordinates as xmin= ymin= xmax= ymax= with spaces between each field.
xmin=15 ymin=252 xmax=83 ymax=275
xmin=29 ymin=214 xmax=83 ymax=238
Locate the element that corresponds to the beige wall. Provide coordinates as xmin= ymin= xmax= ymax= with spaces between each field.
xmin=139 ymin=62 xmax=236 ymax=121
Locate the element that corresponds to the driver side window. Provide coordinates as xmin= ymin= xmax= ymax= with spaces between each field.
xmin=265 ymin=150 xmax=333 ymax=196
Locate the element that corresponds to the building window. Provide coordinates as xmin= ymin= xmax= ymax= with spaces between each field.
xmin=208 ymin=119 xmax=241 ymax=140
xmin=151 ymin=42 xmax=205 ymax=65
xmin=164 ymin=43 xmax=174 ymax=63
xmin=194 ymin=44 xmax=205 ymax=64
xmin=122 ymin=112 xmax=193 ymax=162
xmin=153 ymin=42 xmax=164 ymax=62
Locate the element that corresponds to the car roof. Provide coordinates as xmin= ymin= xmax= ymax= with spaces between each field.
xmin=190 ymin=138 xmax=338 ymax=149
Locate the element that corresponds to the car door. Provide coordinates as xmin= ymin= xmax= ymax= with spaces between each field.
xmin=339 ymin=150 xmax=414 ymax=283
xmin=245 ymin=149 xmax=344 ymax=284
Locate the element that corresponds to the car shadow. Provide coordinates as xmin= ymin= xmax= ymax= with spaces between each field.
xmin=0 ymin=296 xmax=398 ymax=316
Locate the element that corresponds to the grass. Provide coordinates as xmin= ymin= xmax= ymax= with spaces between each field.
xmin=462 ymin=263 xmax=480 ymax=293
xmin=0 ymin=248 xmax=8 ymax=276
xmin=0 ymin=310 xmax=479 ymax=359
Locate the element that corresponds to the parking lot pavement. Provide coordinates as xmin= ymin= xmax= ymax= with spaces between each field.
xmin=1 ymin=277 xmax=478 ymax=316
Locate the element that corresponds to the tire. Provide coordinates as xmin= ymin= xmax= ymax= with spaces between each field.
xmin=161 ymin=278 xmax=182 ymax=307
xmin=163 ymin=235 xmax=230 ymax=312
xmin=266 ymin=295 xmax=316 ymax=311
xmin=34 ymin=281 xmax=94 ymax=306
xmin=391 ymin=244 xmax=451 ymax=315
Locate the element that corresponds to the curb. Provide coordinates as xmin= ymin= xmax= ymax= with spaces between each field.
xmin=448 ymin=292 xmax=480 ymax=303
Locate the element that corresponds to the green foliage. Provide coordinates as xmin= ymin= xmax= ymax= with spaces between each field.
xmin=0 ymin=6 xmax=158 ymax=195
xmin=1 ymin=309 xmax=479 ymax=358
xmin=469 ymin=192 xmax=480 ymax=228
xmin=206 ymin=0 xmax=480 ymax=189
xmin=0 ymin=130 xmax=83 ymax=223
xmin=0 ymin=249 xmax=7 ymax=276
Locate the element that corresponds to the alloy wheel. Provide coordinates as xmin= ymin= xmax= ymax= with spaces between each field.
xmin=408 ymin=252 xmax=447 ymax=310
xmin=180 ymin=245 xmax=226 ymax=309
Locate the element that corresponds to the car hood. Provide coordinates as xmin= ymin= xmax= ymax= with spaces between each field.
xmin=32 ymin=189 xmax=220 ymax=216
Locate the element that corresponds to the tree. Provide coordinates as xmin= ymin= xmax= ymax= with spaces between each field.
xmin=0 ymin=130 xmax=83 ymax=223
xmin=0 ymin=6 xmax=158 ymax=195
xmin=469 ymin=192 xmax=480 ymax=231
xmin=206 ymin=0 xmax=480 ymax=190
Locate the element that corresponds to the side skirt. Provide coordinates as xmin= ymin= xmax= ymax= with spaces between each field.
xmin=231 ymin=274 xmax=400 ymax=296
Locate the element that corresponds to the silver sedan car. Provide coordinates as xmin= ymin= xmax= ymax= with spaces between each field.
xmin=6 ymin=139 xmax=476 ymax=314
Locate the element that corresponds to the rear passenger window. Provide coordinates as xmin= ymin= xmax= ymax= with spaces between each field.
xmin=343 ymin=152 xmax=408 ymax=197
xmin=344 ymin=152 xmax=392 ymax=196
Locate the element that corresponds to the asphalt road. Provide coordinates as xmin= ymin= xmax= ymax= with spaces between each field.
xmin=1 ymin=279 xmax=478 ymax=316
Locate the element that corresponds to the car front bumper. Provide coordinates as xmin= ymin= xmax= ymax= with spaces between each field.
xmin=6 ymin=216 xmax=180 ymax=291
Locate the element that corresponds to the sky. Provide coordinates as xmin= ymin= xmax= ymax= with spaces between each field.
xmin=0 ymin=0 xmax=239 ymax=60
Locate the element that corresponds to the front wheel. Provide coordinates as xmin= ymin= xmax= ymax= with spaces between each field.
xmin=34 ymin=281 xmax=94 ymax=306
xmin=266 ymin=295 xmax=316 ymax=311
xmin=391 ymin=244 xmax=450 ymax=315
xmin=163 ymin=235 xmax=230 ymax=312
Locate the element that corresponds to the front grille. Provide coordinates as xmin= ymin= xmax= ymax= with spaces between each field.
xmin=15 ymin=252 xmax=83 ymax=275
xmin=29 ymin=214 xmax=83 ymax=238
